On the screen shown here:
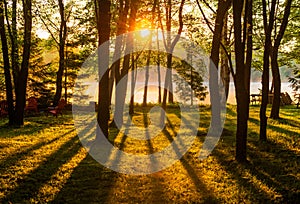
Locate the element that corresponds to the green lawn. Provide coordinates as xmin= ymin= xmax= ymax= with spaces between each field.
xmin=0 ymin=105 xmax=299 ymax=203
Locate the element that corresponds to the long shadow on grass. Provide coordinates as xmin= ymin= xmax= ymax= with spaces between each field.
xmin=2 ymin=130 xmax=81 ymax=203
xmin=247 ymin=140 xmax=300 ymax=201
xmin=212 ymin=128 xmax=299 ymax=202
xmin=213 ymin=148 xmax=277 ymax=202
xmin=162 ymin=123 xmax=217 ymax=202
xmin=55 ymin=107 xmax=216 ymax=203
xmin=248 ymin=117 xmax=299 ymax=137
xmin=0 ymin=115 xmax=74 ymax=138
xmin=143 ymin=112 xmax=170 ymax=202
xmin=144 ymin=112 xmax=155 ymax=155
xmin=208 ymin=106 xmax=300 ymax=202
xmin=0 ymin=129 xmax=74 ymax=176
xmin=52 ymin=112 xmax=166 ymax=203
xmin=51 ymin=153 xmax=117 ymax=203
xmin=51 ymin=115 xmax=121 ymax=203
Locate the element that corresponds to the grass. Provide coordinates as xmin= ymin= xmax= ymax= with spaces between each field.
xmin=0 ymin=105 xmax=299 ymax=203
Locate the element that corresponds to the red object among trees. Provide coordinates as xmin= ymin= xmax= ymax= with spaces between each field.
xmin=0 ymin=100 xmax=8 ymax=117
xmin=25 ymin=97 xmax=39 ymax=114
xmin=48 ymin=99 xmax=66 ymax=117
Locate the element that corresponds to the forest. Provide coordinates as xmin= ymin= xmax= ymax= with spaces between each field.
xmin=0 ymin=0 xmax=300 ymax=203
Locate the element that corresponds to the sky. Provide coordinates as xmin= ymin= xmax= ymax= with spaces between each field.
xmin=36 ymin=29 xmax=50 ymax=39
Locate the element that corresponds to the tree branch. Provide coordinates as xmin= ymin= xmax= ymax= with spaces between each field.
xmin=34 ymin=7 xmax=59 ymax=45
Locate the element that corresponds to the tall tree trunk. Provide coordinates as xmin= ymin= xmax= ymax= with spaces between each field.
xmin=233 ymin=0 xmax=252 ymax=162
xmin=53 ymin=0 xmax=67 ymax=106
xmin=143 ymin=49 xmax=152 ymax=106
xmin=108 ymin=0 xmax=129 ymax=105
xmin=221 ymin=11 xmax=230 ymax=100
xmin=0 ymin=0 xmax=14 ymax=125
xmin=270 ymin=0 xmax=292 ymax=119
xmin=129 ymin=54 xmax=136 ymax=115
xmin=260 ymin=0 xmax=276 ymax=141
xmin=64 ymin=44 xmax=68 ymax=102
xmin=162 ymin=53 xmax=172 ymax=109
xmin=165 ymin=0 xmax=173 ymax=104
xmin=143 ymin=0 xmax=157 ymax=106
xmin=157 ymin=28 xmax=162 ymax=104
xmin=270 ymin=48 xmax=281 ymax=118
xmin=209 ymin=0 xmax=231 ymax=130
xmin=188 ymin=50 xmax=193 ymax=105
xmin=162 ymin=0 xmax=185 ymax=109
xmin=244 ymin=0 xmax=253 ymax=121
xmin=14 ymin=0 xmax=32 ymax=126
xmin=113 ymin=0 xmax=137 ymax=127
xmin=11 ymin=0 xmax=19 ymax=94
xmin=95 ymin=0 xmax=111 ymax=138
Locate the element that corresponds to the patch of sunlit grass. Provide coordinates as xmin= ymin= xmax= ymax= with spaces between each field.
xmin=0 ymin=105 xmax=299 ymax=203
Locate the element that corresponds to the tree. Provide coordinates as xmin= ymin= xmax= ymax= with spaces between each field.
xmin=52 ymin=0 xmax=68 ymax=105
xmin=195 ymin=0 xmax=235 ymax=102
xmin=113 ymin=0 xmax=138 ymax=127
xmin=221 ymin=11 xmax=231 ymax=100
xmin=289 ymin=68 xmax=300 ymax=90
xmin=108 ymin=0 xmax=130 ymax=105
xmin=260 ymin=0 xmax=276 ymax=141
xmin=129 ymin=53 xmax=137 ymax=114
xmin=27 ymin=37 xmax=55 ymax=107
xmin=35 ymin=0 xmax=73 ymax=106
xmin=160 ymin=0 xmax=185 ymax=109
xmin=0 ymin=0 xmax=32 ymax=126
xmin=270 ymin=0 xmax=292 ymax=119
xmin=95 ymin=0 xmax=111 ymax=138
xmin=233 ymin=0 xmax=253 ymax=162
xmin=14 ymin=0 xmax=32 ymax=126
xmin=142 ymin=0 xmax=157 ymax=106
xmin=173 ymin=59 xmax=208 ymax=103
xmin=208 ymin=0 xmax=231 ymax=133
xmin=0 ymin=0 xmax=14 ymax=125
xmin=156 ymin=28 xmax=162 ymax=104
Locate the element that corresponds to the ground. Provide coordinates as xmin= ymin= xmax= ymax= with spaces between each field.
xmin=0 ymin=105 xmax=299 ymax=203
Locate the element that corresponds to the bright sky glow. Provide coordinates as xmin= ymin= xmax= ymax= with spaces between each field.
xmin=139 ymin=29 xmax=151 ymax=38
xmin=36 ymin=29 xmax=50 ymax=39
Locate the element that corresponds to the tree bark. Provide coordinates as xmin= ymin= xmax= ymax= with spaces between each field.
xmin=0 ymin=0 xmax=14 ymax=125
xmin=142 ymin=0 xmax=157 ymax=106
xmin=11 ymin=0 xmax=19 ymax=94
xmin=244 ymin=0 xmax=253 ymax=122
xmin=129 ymin=54 xmax=136 ymax=115
xmin=270 ymin=0 xmax=292 ymax=119
xmin=162 ymin=53 xmax=172 ymax=110
xmin=162 ymin=0 xmax=185 ymax=109
xmin=143 ymin=49 xmax=152 ymax=106
xmin=260 ymin=0 xmax=276 ymax=141
xmin=209 ymin=0 xmax=231 ymax=130
xmin=233 ymin=0 xmax=252 ymax=162
xmin=157 ymin=28 xmax=162 ymax=104
xmin=108 ymin=0 xmax=129 ymax=105
xmin=53 ymin=0 xmax=67 ymax=106
xmin=113 ymin=0 xmax=137 ymax=127
xmin=95 ymin=0 xmax=111 ymax=138
xmin=221 ymin=11 xmax=230 ymax=100
xmin=270 ymin=48 xmax=281 ymax=118
xmin=14 ymin=0 xmax=32 ymax=126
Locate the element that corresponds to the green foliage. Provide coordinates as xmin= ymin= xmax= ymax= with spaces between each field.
xmin=289 ymin=67 xmax=300 ymax=93
xmin=173 ymin=59 xmax=208 ymax=102
xmin=27 ymin=36 xmax=56 ymax=107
